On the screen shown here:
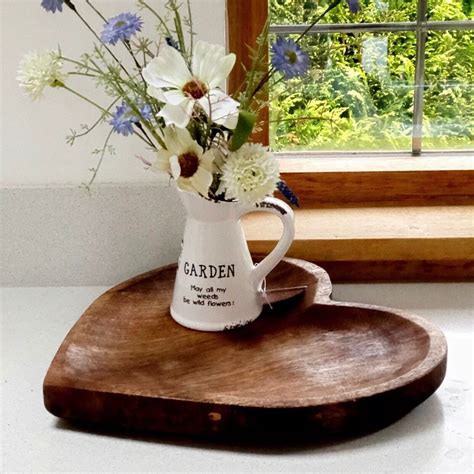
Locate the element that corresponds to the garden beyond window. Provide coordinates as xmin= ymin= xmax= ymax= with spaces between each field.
xmin=269 ymin=0 xmax=474 ymax=154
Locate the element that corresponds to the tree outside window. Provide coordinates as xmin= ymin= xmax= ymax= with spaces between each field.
xmin=269 ymin=0 xmax=474 ymax=154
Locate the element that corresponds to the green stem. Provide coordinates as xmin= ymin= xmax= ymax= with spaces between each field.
xmin=87 ymin=57 xmax=105 ymax=75
xmin=85 ymin=0 xmax=145 ymax=72
xmin=61 ymin=56 xmax=102 ymax=74
xmin=294 ymin=0 xmax=343 ymax=44
xmin=62 ymin=85 xmax=155 ymax=154
xmin=270 ymin=75 xmax=286 ymax=89
xmin=186 ymin=0 xmax=194 ymax=54
xmin=170 ymin=2 xmax=187 ymax=59
xmin=238 ymin=18 xmax=269 ymax=109
xmin=124 ymin=40 xmax=145 ymax=72
xmin=61 ymin=84 xmax=109 ymax=114
xmin=71 ymin=98 xmax=120 ymax=141
xmin=92 ymin=47 xmax=166 ymax=149
xmin=67 ymin=71 xmax=98 ymax=78
xmin=125 ymin=41 xmax=141 ymax=67
xmin=118 ymin=87 xmax=165 ymax=148
xmin=138 ymin=1 xmax=172 ymax=37
xmin=251 ymin=0 xmax=343 ymax=100
xmin=132 ymin=126 xmax=157 ymax=149
xmin=85 ymin=0 xmax=106 ymax=21
xmin=130 ymin=39 xmax=155 ymax=60
xmin=134 ymin=122 xmax=157 ymax=149
xmin=66 ymin=1 xmax=132 ymax=79
xmin=87 ymin=128 xmax=114 ymax=188
xmin=85 ymin=127 xmax=155 ymax=189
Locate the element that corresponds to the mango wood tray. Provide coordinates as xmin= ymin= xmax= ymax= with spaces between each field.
xmin=43 ymin=258 xmax=447 ymax=440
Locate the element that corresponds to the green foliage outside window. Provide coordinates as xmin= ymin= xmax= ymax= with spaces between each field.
xmin=269 ymin=0 xmax=474 ymax=151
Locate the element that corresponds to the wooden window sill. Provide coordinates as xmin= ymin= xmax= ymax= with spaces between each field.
xmin=226 ymin=0 xmax=474 ymax=281
xmin=277 ymin=154 xmax=474 ymax=207
xmin=244 ymin=205 xmax=474 ymax=282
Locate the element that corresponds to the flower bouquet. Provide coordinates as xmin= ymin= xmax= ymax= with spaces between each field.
xmin=19 ymin=0 xmax=359 ymax=331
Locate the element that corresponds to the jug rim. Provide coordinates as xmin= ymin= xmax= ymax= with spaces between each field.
xmin=175 ymin=186 xmax=239 ymax=205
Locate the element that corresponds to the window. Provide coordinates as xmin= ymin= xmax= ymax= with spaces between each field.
xmin=227 ymin=0 xmax=474 ymax=281
xmin=229 ymin=0 xmax=474 ymax=156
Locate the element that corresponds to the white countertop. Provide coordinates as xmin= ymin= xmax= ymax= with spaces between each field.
xmin=2 ymin=283 xmax=473 ymax=473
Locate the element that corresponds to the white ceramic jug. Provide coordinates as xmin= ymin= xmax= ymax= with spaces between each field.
xmin=170 ymin=189 xmax=295 ymax=331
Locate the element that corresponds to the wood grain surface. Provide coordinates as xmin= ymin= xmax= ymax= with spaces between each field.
xmin=278 ymin=157 xmax=474 ymax=207
xmin=227 ymin=0 xmax=269 ymax=145
xmin=244 ymin=207 xmax=474 ymax=281
xmin=43 ymin=259 xmax=447 ymax=440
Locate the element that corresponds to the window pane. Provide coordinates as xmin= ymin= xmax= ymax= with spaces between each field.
xmin=423 ymin=30 xmax=474 ymax=150
xmin=270 ymin=0 xmax=418 ymax=25
xmin=427 ymin=0 xmax=474 ymax=21
xmin=269 ymin=32 xmax=415 ymax=152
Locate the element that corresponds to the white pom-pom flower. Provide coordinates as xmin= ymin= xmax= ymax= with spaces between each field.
xmin=218 ymin=143 xmax=280 ymax=205
xmin=17 ymin=50 xmax=65 ymax=100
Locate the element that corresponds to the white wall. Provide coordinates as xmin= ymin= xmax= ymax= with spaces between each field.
xmin=1 ymin=184 xmax=186 ymax=286
xmin=1 ymin=0 xmax=226 ymax=185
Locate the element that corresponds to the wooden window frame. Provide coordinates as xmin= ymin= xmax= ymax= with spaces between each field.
xmin=226 ymin=0 xmax=474 ymax=207
xmin=226 ymin=0 xmax=474 ymax=281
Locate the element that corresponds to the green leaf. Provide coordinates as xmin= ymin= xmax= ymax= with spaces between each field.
xmin=229 ymin=111 xmax=257 ymax=151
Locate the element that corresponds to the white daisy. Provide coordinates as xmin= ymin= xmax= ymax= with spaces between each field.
xmin=218 ymin=143 xmax=280 ymax=205
xmin=17 ymin=50 xmax=65 ymax=100
xmin=142 ymin=40 xmax=240 ymax=129
xmin=153 ymin=126 xmax=215 ymax=196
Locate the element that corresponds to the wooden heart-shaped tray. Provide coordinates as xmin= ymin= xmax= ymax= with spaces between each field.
xmin=44 ymin=258 xmax=447 ymax=440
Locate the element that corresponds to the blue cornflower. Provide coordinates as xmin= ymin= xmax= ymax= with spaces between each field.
xmin=41 ymin=0 xmax=64 ymax=13
xmin=100 ymin=12 xmax=143 ymax=45
xmin=271 ymin=37 xmax=309 ymax=79
xmin=140 ymin=103 xmax=153 ymax=121
xmin=346 ymin=0 xmax=360 ymax=13
xmin=277 ymin=181 xmax=299 ymax=207
xmin=110 ymin=102 xmax=152 ymax=136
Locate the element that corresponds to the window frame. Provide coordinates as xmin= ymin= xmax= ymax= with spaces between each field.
xmin=272 ymin=3 xmax=474 ymax=155
xmin=226 ymin=0 xmax=474 ymax=177
xmin=227 ymin=0 xmax=474 ymax=280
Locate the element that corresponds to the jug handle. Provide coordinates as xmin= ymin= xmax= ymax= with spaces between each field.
xmin=239 ymin=197 xmax=295 ymax=290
